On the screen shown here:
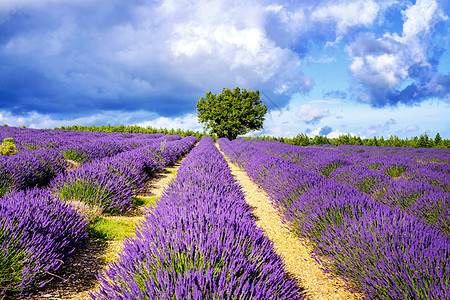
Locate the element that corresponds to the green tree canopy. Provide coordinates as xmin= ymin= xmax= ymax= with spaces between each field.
xmin=196 ymin=87 xmax=267 ymax=140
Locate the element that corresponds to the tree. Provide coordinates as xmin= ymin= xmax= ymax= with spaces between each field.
xmin=418 ymin=133 xmax=431 ymax=148
xmin=434 ymin=132 xmax=442 ymax=146
xmin=292 ymin=133 xmax=310 ymax=146
xmin=196 ymin=87 xmax=267 ymax=140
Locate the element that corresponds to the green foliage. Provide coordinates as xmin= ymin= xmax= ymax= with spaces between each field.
xmin=196 ymin=87 xmax=267 ymax=140
xmin=88 ymin=217 xmax=140 ymax=241
xmin=248 ymin=132 xmax=449 ymax=149
xmin=292 ymin=133 xmax=310 ymax=146
xmin=132 ymin=196 xmax=159 ymax=207
xmin=434 ymin=133 xmax=442 ymax=146
xmin=312 ymin=135 xmax=331 ymax=145
xmin=418 ymin=133 xmax=434 ymax=148
xmin=160 ymin=140 xmax=166 ymax=152
xmin=55 ymin=178 xmax=125 ymax=214
xmin=385 ymin=165 xmax=408 ymax=178
xmin=0 ymin=138 xmax=17 ymax=156
xmin=0 ymin=235 xmax=27 ymax=293
xmin=62 ymin=149 xmax=88 ymax=164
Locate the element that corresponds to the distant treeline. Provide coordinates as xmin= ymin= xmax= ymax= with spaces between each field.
xmin=53 ymin=124 xmax=208 ymax=139
xmin=250 ymin=132 xmax=450 ymax=149
xmin=51 ymin=124 xmax=449 ymax=149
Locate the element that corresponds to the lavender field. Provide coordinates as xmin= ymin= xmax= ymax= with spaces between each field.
xmin=1 ymin=126 xmax=449 ymax=299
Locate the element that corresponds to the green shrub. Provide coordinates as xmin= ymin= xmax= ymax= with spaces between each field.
xmin=0 ymin=138 xmax=17 ymax=156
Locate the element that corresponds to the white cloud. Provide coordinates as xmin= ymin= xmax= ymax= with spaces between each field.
xmin=0 ymin=110 xmax=204 ymax=131
xmin=405 ymin=124 xmax=420 ymax=133
xmin=296 ymin=104 xmax=330 ymax=124
xmin=101 ymin=0 xmax=304 ymax=91
xmin=162 ymin=0 xmax=300 ymax=88
xmin=265 ymin=4 xmax=307 ymax=34
xmin=364 ymin=118 xmax=397 ymax=136
xmin=326 ymin=129 xmax=349 ymax=139
xmin=325 ymin=35 xmax=343 ymax=48
xmin=137 ymin=113 xmax=203 ymax=132
xmin=402 ymin=0 xmax=448 ymax=38
xmin=347 ymin=0 xmax=448 ymax=105
xmin=1 ymin=0 xmax=305 ymax=102
xmin=311 ymin=0 xmax=380 ymax=33
xmin=274 ymin=72 xmax=314 ymax=94
xmin=307 ymin=55 xmax=336 ymax=64
xmin=310 ymin=99 xmax=343 ymax=104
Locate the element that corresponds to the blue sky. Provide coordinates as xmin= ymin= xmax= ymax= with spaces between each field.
xmin=0 ymin=0 xmax=449 ymax=138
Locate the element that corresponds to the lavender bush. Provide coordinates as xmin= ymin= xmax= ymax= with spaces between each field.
xmin=0 ymin=188 xmax=87 ymax=296
xmin=0 ymin=149 xmax=66 ymax=197
xmin=50 ymin=164 xmax=134 ymax=214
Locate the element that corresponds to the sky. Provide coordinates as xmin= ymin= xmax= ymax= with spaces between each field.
xmin=0 ymin=0 xmax=449 ymax=139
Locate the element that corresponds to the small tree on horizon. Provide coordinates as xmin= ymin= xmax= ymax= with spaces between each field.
xmin=196 ymin=87 xmax=267 ymax=140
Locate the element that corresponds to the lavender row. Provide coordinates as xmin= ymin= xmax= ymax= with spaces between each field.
xmin=0 ymin=149 xmax=66 ymax=197
xmin=218 ymin=138 xmax=450 ymax=299
xmin=93 ymin=137 xmax=303 ymax=299
xmin=0 ymin=189 xmax=88 ymax=296
xmin=60 ymin=134 xmax=182 ymax=165
xmin=50 ymin=136 xmax=198 ymax=214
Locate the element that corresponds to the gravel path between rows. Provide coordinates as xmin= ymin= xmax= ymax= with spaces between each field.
xmin=217 ymin=144 xmax=363 ymax=300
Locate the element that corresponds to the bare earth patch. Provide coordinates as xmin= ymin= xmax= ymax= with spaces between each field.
xmin=217 ymin=144 xmax=363 ymax=300
xmin=65 ymin=159 xmax=81 ymax=171
xmin=137 ymin=164 xmax=179 ymax=198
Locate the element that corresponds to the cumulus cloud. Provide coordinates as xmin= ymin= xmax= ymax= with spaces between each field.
xmin=296 ymin=104 xmax=330 ymax=124
xmin=347 ymin=0 xmax=449 ymax=106
xmin=137 ymin=113 xmax=203 ymax=132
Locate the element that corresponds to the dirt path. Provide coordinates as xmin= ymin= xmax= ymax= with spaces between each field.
xmin=33 ymin=163 xmax=181 ymax=300
xmin=217 ymin=144 xmax=362 ymax=300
